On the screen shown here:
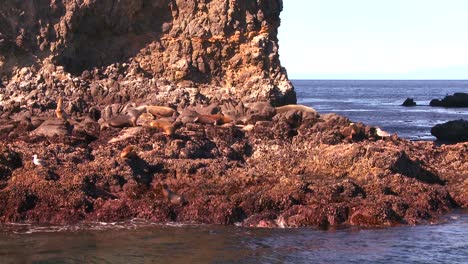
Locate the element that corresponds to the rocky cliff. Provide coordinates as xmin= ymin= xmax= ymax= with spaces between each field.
xmin=0 ymin=0 xmax=295 ymax=109
xmin=0 ymin=1 xmax=466 ymax=228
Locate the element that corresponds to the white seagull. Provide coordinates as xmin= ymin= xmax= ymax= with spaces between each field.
xmin=32 ymin=154 xmax=47 ymax=167
xmin=376 ymin=127 xmax=390 ymax=138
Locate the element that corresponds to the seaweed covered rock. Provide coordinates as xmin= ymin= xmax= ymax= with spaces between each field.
xmin=0 ymin=102 xmax=466 ymax=227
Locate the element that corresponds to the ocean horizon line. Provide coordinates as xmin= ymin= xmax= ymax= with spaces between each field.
xmin=291 ymin=79 xmax=468 ymax=81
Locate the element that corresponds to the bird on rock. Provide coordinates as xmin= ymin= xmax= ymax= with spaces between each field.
xmin=32 ymin=154 xmax=47 ymax=167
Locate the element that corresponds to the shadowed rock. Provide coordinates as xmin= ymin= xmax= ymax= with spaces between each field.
xmin=31 ymin=118 xmax=70 ymax=138
xmin=431 ymin=119 xmax=468 ymax=143
xmin=430 ymin=93 xmax=468 ymax=107
xmin=402 ymin=98 xmax=417 ymax=107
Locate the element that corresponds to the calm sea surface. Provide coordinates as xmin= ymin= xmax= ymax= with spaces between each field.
xmin=0 ymin=211 xmax=467 ymax=264
xmin=0 ymin=80 xmax=467 ymax=263
xmin=294 ymin=80 xmax=468 ymax=140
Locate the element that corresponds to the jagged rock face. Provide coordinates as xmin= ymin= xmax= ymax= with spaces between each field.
xmin=0 ymin=0 xmax=295 ymax=106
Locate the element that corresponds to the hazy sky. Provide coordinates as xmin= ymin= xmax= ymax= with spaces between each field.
xmin=278 ymin=0 xmax=468 ymax=79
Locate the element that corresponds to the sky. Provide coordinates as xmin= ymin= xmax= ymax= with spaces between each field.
xmin=278 ymin=0 xmax=468 ymax=79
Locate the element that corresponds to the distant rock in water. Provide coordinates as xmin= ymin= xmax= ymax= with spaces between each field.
xmin=402 ymin=98 xmax=417 ymax=107
xmin=430 ymin=93 xmax=468 ymax=107
xmin=431 ymin=119 xmax=468 ymax=142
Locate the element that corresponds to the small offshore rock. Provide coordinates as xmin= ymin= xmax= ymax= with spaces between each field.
xmin=430 ymin=93 xmax=468 ymax=107
xmin=402 ymin=98 xmax=417 ymax=107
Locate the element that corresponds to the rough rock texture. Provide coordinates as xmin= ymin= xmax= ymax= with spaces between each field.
xmin=0 ymin=106 xmax=466 ymax=228
xmin=0 ymin=1 xmax=466 ymax=229
xmin=431 ymin=119 xmax=468 ymax=143
xmin=0 ymin=0 xmax=295 ymax=109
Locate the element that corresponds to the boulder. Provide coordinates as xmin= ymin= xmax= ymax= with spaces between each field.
xmin=429 ymin=99 xmax=443 ymax=107
xmin=431 ymin=119 xmax=468 ymax=142
xmin=402 ymin=98 xmax=416 ymax=107
xmin=430 ymin=93 xmax=468 ymax=107
xmin=31 ymin=118 xmax=70 ymax=138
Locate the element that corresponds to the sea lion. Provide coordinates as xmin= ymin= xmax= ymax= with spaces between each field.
xmin=107 ymin=115 xmax=134 ymax=128
xmin=275 ymin=104 xmax=318 ymax=114
xmin=146 ymin=106 xmax=176 ymax=117
xmin=176 ymin=109 xmax=199 ymax=124
xmin=55 ymin=97 xmax=69 ymax=120
xmin=136 ymin=112 xmax=155 ymax=126
xmin=107 ymin=107 xmax=146 ymax=128
xmin=120 ymin=145 xmax=138 ymax=159
xmin=162 ymin=184 xmax=186 ymax=205
xmin=147 ymin=120 xmax=177 ymax=136
xmin=127 ymin=108 xmax=146 ymax=126
xmin=194 ymin=114 xmax=233 ymax=125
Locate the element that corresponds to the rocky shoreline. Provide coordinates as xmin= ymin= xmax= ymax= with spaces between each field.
xmin=0 ymin=0 xmax=467 ymax=228
xmin=0 ymin=99 xmax=466 ymax=228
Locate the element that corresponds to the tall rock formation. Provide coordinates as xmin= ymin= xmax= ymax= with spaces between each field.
xmin=0 ymin=0 xmax=295 ymax=108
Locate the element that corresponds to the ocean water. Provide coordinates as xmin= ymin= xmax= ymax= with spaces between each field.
xmin=0 ymin=212 xmax=468 ymax=264
xmin=0 ymin=211 xmax=466 ymax=264
xmin=294 ymin=80 xmax=468 ymax=140
xmin=0 ymin=80 xmax=467 ymax=263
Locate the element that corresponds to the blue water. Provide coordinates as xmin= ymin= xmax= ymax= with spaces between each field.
xmin=294 ymin=80 xmax=468 ymax=140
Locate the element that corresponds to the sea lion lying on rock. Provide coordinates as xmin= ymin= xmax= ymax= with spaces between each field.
xmin=146 ymin=106 xmax=176 ymax=117
xmin=120 ymin=145 xmax=138 ymax=159
xmin=107 ymin=115 xmax=135 ymax=128
xmin=194 ymin=114 xmax=233 ymax=125
xmin=146 ymin=120 xmax=178 ymax=136
xmin=243 ymin=102 xmax=276 ymax=124
xmin=106 ymin=108 xmax=145 ymax=128
xmin=220 ymin=101 xmax=247 ymax=123
xmin=275 ymin=104 xmax=318 ymax=115
xmin=176 ymin=109 xmax=200 ymax=124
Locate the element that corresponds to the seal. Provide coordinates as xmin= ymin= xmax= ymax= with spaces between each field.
xmin=146 ymin=120 xmax=176 ymax=136
xmin=194 ymin=114 xmax=232 ymax=125
xmin=162 ymin=184 xmax=186 ymax=205
xmin=146 ymin=106 xmax=176 ymax=117
xmin=120 ymin=145 xmax=138 ymax=159
xmin=275 ymin=104 xmax=318 ymax=114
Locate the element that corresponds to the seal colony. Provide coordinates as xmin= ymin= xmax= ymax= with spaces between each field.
xmin=0 ymin=0 xmax=466 ymax=228
xmin=0 ymin=94 xmax=466 ymax=228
